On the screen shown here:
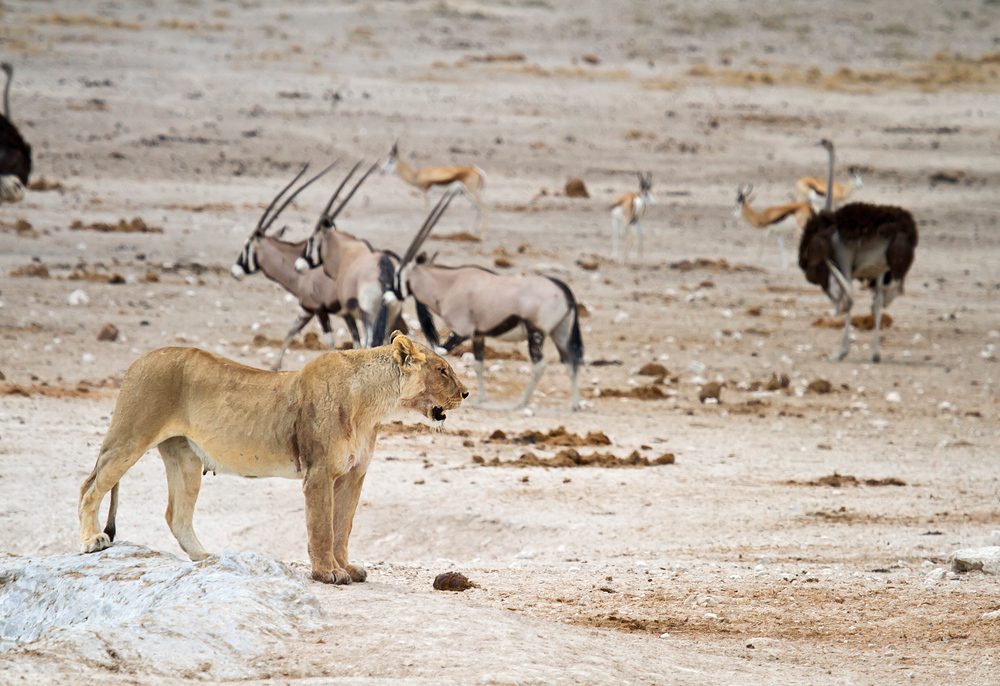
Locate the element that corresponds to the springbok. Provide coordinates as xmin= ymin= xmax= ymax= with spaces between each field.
xmin=0 ymin=63 xmax=30 ymax=203
xmin=295 ymin=162 xmax=401 ymax=348
xmin=798 ymin=139 xmax=917 ymax=362
xmin=379 ymin=141 xmax=488 ymax=235
xmin=389 ymin=192 xmax=584 ymax=411
xmin=231 ymin=163 xmax=358 ymax=370
xmin=610 ymin=171 xmax=655 ymax=264
xmin=733 ymin=184 xmax=815 ymax=268
xmin=796 ymin=163 xmax=866 ymax=211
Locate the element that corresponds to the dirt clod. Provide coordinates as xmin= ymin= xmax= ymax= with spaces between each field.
xmin=806 ymin=379 xmax=833 ymax=394
xmin=564 ymin=177 xmax=590 ymax=198
xmin=97 ymin=323 xmax=119 ymax=342
xmin=433 ymin=572 xmax=479 ymax=591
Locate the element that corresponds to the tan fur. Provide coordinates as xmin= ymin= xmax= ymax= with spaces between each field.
xmin=78 ymin=334 xmax=467 ymax=584
xmin=737 ymin=196 xmax=814 ymax=230
xmin=382 ymin=144 xmax=488 ymax=234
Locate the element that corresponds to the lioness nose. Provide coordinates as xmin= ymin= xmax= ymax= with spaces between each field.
xmin=461 ymin=391 xmax=469 ymax=399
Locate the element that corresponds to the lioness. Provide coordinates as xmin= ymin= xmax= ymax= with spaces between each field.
xmin=79 ymin=332 xmax=467 ymax=584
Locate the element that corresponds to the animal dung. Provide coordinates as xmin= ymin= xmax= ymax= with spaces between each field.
xmin=596 ymin=385 xmax=668 ymax=400
xmin=637 ymin=362 xmax=669 ymax=377
xmin=564 ymin=177 xmax=590 ymax=198
xmin=805 ymin=379 xmax=833 ymax=394
xmin=765 ymin=373 xmax=790 ymax=391
xmin=812 ymin=314 xmax=893 ymax=330
xmin=433 ymin=571 xmax=479 ymax=592
xmin=698 ymin=381 xmax=725 ymax=403
xmin=10 ymin=263 xmax=49 ymax=278
xmin=485 ymin=425 xmax=611 ymax=447
xmin=786 ymin=472 xmax=906 ymax=488
xmin=474 ymin=449 xmax=675 ymax=468
xmin=69 ymin=217 xmax=163 ymax=233
xmin=97 ymin=323 xmax=119 ymax=342
xmin=246 ymin=333 xmax=324 ymax=351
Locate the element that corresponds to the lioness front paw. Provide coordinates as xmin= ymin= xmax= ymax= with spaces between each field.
xmin=346 ymin=563 xmax=367 ymax=583
xmin=312 ymin=567 xmax=353 ymax=585
xmin=81 ymin=533 xmax=111 ymax=554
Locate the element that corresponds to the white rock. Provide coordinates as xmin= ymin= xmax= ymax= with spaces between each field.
xmin=951 ymin=547 xmax=1000 ymax=574
xmin=81 ymin=353 xmax=96 ymax=365
xmin=67 ymin=289 xmax=90 ymax=306
xmin=613 ymin=311 xmax=630 ymax=325
xmin=686 ymin=361 xmax=707 ymax=374
xmin=0 ymin=544 xmax=321 ymax=679
xmin=886 ymin=391 xmax=902 ymax=403
xmin=983 ymin=610 xmax=1000 ymax=621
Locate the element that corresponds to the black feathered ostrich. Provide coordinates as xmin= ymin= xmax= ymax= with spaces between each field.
xmin=0 ymin=62 xmax=31 ymax=202
xmin=798 ymin=139 xmax=918 ymax=362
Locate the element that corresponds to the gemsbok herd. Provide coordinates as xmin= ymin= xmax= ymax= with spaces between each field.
xmin=229 ymin=136 xmax=915 ymax=413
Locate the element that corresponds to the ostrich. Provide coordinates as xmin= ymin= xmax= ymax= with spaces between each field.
xmin=0 ymin=62 xmax=31 ymax=203
xmin=798 ymin=139 xmax=918 ymax=362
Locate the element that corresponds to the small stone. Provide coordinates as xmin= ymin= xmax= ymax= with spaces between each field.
xmin=67 ymin=289 xmax=90 ymax=306
xmin=97 ymin=323 xmax=119 ymax=342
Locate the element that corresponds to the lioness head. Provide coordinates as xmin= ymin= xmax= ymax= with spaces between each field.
xmin=391 ymin=332 xmax=468 ymax=423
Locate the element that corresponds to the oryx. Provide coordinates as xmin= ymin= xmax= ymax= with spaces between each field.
xmin=294 ymin=162 xmax=401 ymax=348
xmin=389 ymin=192 xmax=584 ymax=411
xmin=231 ymin=162 xmax=352 ymax=370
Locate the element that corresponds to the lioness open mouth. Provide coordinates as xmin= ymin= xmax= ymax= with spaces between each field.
xmin=431 ymin=406 xmax=446 ymax=421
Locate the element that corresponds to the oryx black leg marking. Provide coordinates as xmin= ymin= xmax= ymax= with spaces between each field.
xmin=515 ymin=323 xmax=548 ymax=410
xmin=442 ymin=332 xmax=467 ymax=353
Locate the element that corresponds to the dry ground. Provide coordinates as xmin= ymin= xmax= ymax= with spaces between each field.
xmin=1 ymin=1 xmax=999 ymax=683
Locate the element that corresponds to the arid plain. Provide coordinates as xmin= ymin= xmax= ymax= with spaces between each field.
xmin=1 ymin=1 xmax=999 ymax=684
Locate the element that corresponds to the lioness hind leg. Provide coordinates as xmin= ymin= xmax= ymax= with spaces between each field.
xmin=79 ymin=434 xmax=156 ymax=554
xmin=333 ymin=464 xmax=369 ymax=583
xmin=159 ymin=437 xmax=210 ymax=561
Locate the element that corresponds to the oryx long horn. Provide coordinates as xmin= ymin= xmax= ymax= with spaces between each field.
xmin=256 ymin=163 xmax=310 ymax=234
xmin=314 ymin=160 xmax=364 ymax=233
xmin=399 ymin=189 xmax=458 ymax=268
xmin=260 ymin=160 xmax=339 ymax=235
xmin=325 ymin=161 xmax=380 ymax=225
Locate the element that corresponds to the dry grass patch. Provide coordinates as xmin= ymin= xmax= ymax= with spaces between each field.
xmin=69 ymin=218 xmax=163 ymax=233
xmin=32 ymin=13 xmax=141 ymax=30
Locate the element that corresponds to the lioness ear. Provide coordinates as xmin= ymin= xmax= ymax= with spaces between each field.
xmin=390 ymin=330 xmax=404 ymax=343
xmin=392 ymin=333 xmax=426 ymax=369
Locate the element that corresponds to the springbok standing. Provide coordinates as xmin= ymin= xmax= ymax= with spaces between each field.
xmin=610 ymin=171 xmax=656 ymax=264
xmin=798 ymin=139 xmax=917 ymax=362
xmin=231 ymin=163 xmax=358 ymax=370
xmin=733 ymin=184 xmax=815 ymax=268
xmin=295 ymin=162 xmax=402 ymax=348
xmin=388 ymin=192 xmax=584 ymax=411
xmin=379 ymin=141 xmax=488 ymax=235
xmin=796 ymin=163 xmax=866 ymax=212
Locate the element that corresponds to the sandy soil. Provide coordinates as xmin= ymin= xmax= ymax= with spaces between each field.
xmin=2 ymin=1 xmax=999 ymax=683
